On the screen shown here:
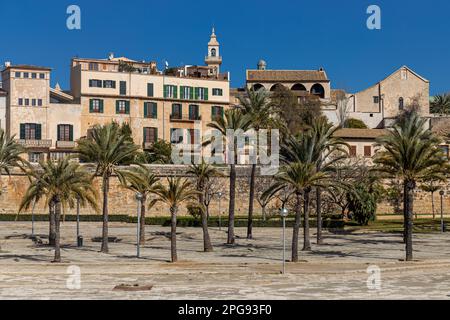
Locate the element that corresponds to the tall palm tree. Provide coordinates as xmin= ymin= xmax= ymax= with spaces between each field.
xmin=239 ymin=87 xmax=276 ymax=239
xmin=19 ymin=157 xmax=98 ymax=262
xmin=77 ymin=122 xmax=140 ymax=253
xmin=154 ymin=177 xmax=198 ymax=262
xmin=430 ymin=94 xmax=450 ymax=115
xmin=206 ymin=108 xmax=251 ymax=244
xmin=374 ymin=111 xmax=448 ymax=261
xmin=119 ymin=166 xmax=159 ymax=244
xmin=187 ymin=159 xmax=222 ymax=252
xmin=264 ymin=162 xmax=327 ymax=261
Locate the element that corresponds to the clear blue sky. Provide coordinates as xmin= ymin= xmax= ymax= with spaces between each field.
xmin=1 ymin=0 xmax=449 ymax=95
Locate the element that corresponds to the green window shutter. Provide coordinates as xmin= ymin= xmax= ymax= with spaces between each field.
xmin=173 ymin=86 xmax=178 ymax=99
xmin=144 ymin=102 xmax=148 ymax=118
xmin=220 ymin=107 xmax=224 ymax=118
xmin=147 ymin=83 xmax=154 ymax=97
xmin=204 ymin=88 xmax=209 ymax=101
xmin=180 ymin=86 xmax=185 ymax=99
xmin=20 ymin=124 xmax=25 ymax=139
xmin=69 ymin=125 xmax=74 ymax=141
xmin=164 ymin=85 xmax=168 ymax=98
xmin=190 ymin=87 xmax=194 ymax=100
xmin=116 ymin=101 xmax=120 ymax=114
xmin=89 ymin=99 xmax=93 ymax=113
xmin=57 ymin=125 xmax=61 ymax=141
xmin=99 ymin=100 xmax=104 ymax=113
xmin=194 ymin=87 xmax=199 ymax=100
xmin=36 ymin=124 xmax=42 ymax=140
xmin=152 ymin=103 xmax=158 ymax=118
xmin=125 ymin=101 xmax=130 ymax=114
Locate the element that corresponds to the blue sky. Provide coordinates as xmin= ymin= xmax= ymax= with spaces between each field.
xmin=1 ymin=0 xmax=449 ymax=95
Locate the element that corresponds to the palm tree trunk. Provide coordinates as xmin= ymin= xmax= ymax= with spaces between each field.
xmin=431 ymin=192 xmax=435 ymax=219
xmin=140 ymin=194 xmax=146 ymax=245
xmin=49 ymin=202 xmax=56 ymax=246
xmin=303 ymin=189 xmax=311 ymax=251
xmin=170 ymin=206 xmax=178 ymax=262
xmin=262 ymin=206 xmax=266 ymax=222
xmin=316 ymin=187 xmax=323 ymax=245
xmin=101 ymin=174 xmax=109 ymax=253
xmin=199 ymin=190 xmax=213 ymax=252
xmin=53 ymin=198 xmax=62 ymax=263
xmin=404 ymin=180 xmax=415 ymax=261
xmin=292 ymin=192 xmax=302 ymax=262
xmin=227 ymin=164 xmax=236 ymax=245
xmin=247 ymin=163 xmax=256 ymax=239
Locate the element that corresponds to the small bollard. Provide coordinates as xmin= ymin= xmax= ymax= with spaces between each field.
xmin=77 ymin=235 xmax=83 ymax=247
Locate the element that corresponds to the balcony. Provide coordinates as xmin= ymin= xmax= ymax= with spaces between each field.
xmin=56 ymin=141 xmax=76 ymax=149
xmin=17 ymin=139 xmax=52 ymax=149
xmin=170 ymin=114 xmax=202 ymax=122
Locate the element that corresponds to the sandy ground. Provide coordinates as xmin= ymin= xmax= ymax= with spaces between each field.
xmin=1 ymin=221 xmax=450 ymax=300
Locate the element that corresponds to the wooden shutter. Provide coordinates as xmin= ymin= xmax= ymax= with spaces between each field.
xmin=189 ymin=87 xmax=194 ymax=100
xmin=194 ymin=87 xmax=199 ymax=100
xmin=20 ymin=124 xmax=25 ymax=140
xmin=147 ymin=83 xmax=154 ymax=97
xmin=99 ymin=100 xmax=104 ymax=113
xmin=89 ymin=99 xmax=93 ymax=113
xmin=69 ymin=125 xmax=74 ymax=141
xmin=36 ymin=124 xmax=42 ymax=140
xmin=364 ymin=146 xmax=372 ymax=157
xmin=144 ymin=102 xmax=148 ymax=118
xmin=173 ymin=86 xmax=178 ymax=99
xmin=57 ymin=125 xmax=61 ymax=141
xmin=152 ymin=103 xmax=157 ymax=118
xmin=204 ymin=88 xmax=209 ymax=101
xmin=349 ymin=146 xmax=357 ymax=157
xmin=180 ymin=86 xmax=185 ymax=99
xmin=164 ymin=85 xmax=168 ymax=98
xmin=125 ymin=101 xmax=130 ymax=114
xmin=116 ymin=101 xmax=120 ymax=114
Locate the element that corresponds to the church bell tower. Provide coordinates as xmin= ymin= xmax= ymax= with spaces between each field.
xmin=205 ymin=27 xmax=222 ymax=76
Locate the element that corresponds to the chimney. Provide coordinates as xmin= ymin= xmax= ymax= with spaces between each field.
xmin=4 ymin=61 xmax=11 ymax=68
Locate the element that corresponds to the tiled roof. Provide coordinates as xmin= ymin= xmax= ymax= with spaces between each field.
xmin=334 ymin=128 xmax=389 ymax=139
xmin=3 ymin=64 xmax=52 ymax=71
xmin=247 ymin=70 xmax=328 ymax=82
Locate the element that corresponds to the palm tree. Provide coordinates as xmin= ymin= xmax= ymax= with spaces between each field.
xmin=77 ymin=122 xmax=140 ymax=253
xmin=119 ymin=166 xmax=159 ymax=244
xmin=264 ymin=162 xmax=327 ymax=261
xmin=430 ymin=94 xmax=450 ymax=115
xmin=206 ymin=108 xmax=251 ymax=244
xmin=420 ymin=179 xmax=442 ymax=219
xmin=19 ymin=157 xmax=98 ymax=262
xmin=187 ymin=159 xmax=222 ymax=252
xmin=239 ymin=87 xmax=276 ymax=239
xmin=374 ymin=111 xmax=448 ymax=261
xmin=154 ymin=177 xmax=198 ymax=262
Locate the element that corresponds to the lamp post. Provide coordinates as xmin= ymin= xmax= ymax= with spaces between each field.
xmin=280 ymin=207 xmax=289 ymax=275
xmin=217 ymin=192 xmax=223 ymax=231
xmin=76 ymin=195 xmax=82 ymax=247
xmin=136 ymin=192 xmax=143 ymax=258
xmin=440 ymin=190 xmax=445 ymax=233
xmin=31 ymin=199 xmax=36 ymax=238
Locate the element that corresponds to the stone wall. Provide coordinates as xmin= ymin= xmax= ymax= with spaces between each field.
xmin=0 ymin=164 xmax=446 ymax=218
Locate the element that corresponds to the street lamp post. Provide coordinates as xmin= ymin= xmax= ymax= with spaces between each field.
xmin=217 ymin=192 xmax=223 ymax=231
xmin=136 ymin=192 xmax=143 ymax=258
xmin=280 ymin=207 xmax=289 ymax=275
xmin=31 ymin=199 xmax=36 ymax=238
xmin=440 ymin=190 xmax=445 ymax=233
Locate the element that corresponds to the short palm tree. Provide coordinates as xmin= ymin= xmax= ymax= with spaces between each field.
xmin=239 ymin=87 xmax=276 ymax=239
xmin=154 ymin=177 xmax=198 ymax=262
xmin=374 ymin=111 xmax=448 ymax=261
xmin=430 ymin=94 xmax=450 ymax=115
xmin=206 ymin=108 xmax=251 ymax=244
xmin=187 ymin=159 xmax=222 ymax=252
xmin=19 ymin=157 xmax=98 ymax=262
xmin=77 ymin=122 xmax=140 ymax=253
xmin=420 ymin=179 xmax=442 ymax=219
xmin=119 ymin=166 xmax=159 ymax=244
xmin=264 ymin=162 xmax=327 ymax=262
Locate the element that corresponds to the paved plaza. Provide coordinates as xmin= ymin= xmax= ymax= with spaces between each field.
xmin=1 ymin=221 xmax=450 ymax=299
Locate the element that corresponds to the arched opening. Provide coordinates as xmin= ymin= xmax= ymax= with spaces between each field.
xmin=291 ymin=83 xmax=307 ymax=91
xmin=252 ymin=83 xmax=265 ymax=91
xmin=399 ymin=97 xmax=404 ymax=110
xmin=211 ymin=48 xmax=216 ymax=57
xmin=311 ymin=83 xmax=325 ymax=98
xmin=270 ymin=83 xmax=285 ymax=92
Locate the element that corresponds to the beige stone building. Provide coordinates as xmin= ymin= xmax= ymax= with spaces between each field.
xmin=333 ymin=128 xmax=388 ymax=160
xmin=0 ymin=87 xmax=6 ymax=131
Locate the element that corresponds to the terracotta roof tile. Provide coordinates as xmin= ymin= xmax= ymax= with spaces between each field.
xmin=334 ymin=128 xmax=389 ymax=139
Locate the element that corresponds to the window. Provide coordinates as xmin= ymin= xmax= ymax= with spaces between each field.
xmin=39 ymin=73 xmax=45 ymax=79
xmin=120 ymin=81 xmax=127 ymax=95
xmin=144 ymin=102 xmax=157 ymax=119
xmin=89 ymin=79 xmax=103 ymax=88
xmin=349 ymin=145 xmax=357 ymax=157
xmin=23 ymin=72 xmax=29 ymax=78
xmin=211 ymin=48 xmax=216 ymax=57
xmin=180 ymin=86 xmax=193 ymax=100
xmin=32 ymin=99 xmax=36 ymax=106
xmin=364 ymin=146 xmax=372 ymax=157
xmin=15 ymin=72 xmax=21 ymax=78
xmin=29 ymin=152 xmax=43 ymax=163
xmin=89 ymin=99 xmax=104 ymax=113
xmin=189 ymin=104 xmax=200 ymax=120
xmin=31 ymin=73 xmax=37 ymax=79
xmin=212 ymin=88 xmax=223 ymax=96
xmin=25 ymin=99 xmax=30 ymax=106
xmin=143 ymin=127 xmax=158 ymax=144
xmin=211 ymin=106 xmax=224 ymax=120
xmin=116 ymin=100 xmax=130 ymax=114
xmin=103 ymin=80 xmax=116 ymax=88
xmin=57 ymin=124 xmax=74 ymax=141
xmin=38 ymin=99 xmax=42 ymax=106
xmin=196 ymin=87 xmax=208 ymax=100
xmin=20 ymin=123 xmax=41 ymax=140
xmin=18 ymin=98 xmax=23 ymax=106
xmin=164 ymin=85 xmax=178 ymax=99
xmin=373 ymin=96 xmax=380 ymax=104
xmin=171 ymin=104 xmax=182 ymax=119
xmin=89 ymin=63 xmax=99 ymax=71
xmin=170 ymin=128 xmax=184 ymax=144
xmin=399 ymin=97 xmax=404 ymax=110
xmin=147 ymin=83 xmax=154 ymax=97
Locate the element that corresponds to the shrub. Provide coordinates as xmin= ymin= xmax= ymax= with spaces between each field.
xmin=345 ymin=118 xmax=368 ymax=129
xmin=347 ymin=183 xmax=379 ymax=225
